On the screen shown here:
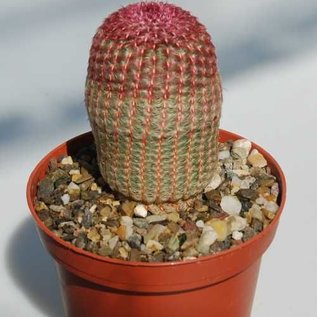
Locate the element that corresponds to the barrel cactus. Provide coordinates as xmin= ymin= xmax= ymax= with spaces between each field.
xmin=85 ymin=2 xmax=222 ymax=203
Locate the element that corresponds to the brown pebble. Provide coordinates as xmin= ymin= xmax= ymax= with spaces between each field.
xmin=231 ymin=240 xmax=243 ymax=247
xmin=180 ymin=232 xmax=199 ymax=250
xmin=251 ymin=218 xmax=263 ymax=232
xmin=210 ymin=239 xmax=231 ymax=253
xmin=159 ymin=231 xmax=173 ymax=247
xmin=258 ymin=175 xmax=275 ymax=187
xmin=49 ymin=158 xmax=58 ymax=171
xmin=182 ymin=220 xmax=197 ymax=232
xmin=262 ymin=208 xmax=275 ymax=220
xmin=209 ymin=211 xmax=229 ymax=220
xmin=257 ymin=186 xmax=270 ymax=196
xmin=81 ymin=190 xmax=99 ymax=201
xmin=129 ymin=249 xmax=142 ymax=261
xmin=182 ymin=247 xmax=198 ymax=258
xmin=87 ymin=227 xmax=101 ymax=242
xmin=35 ymin=201 xmax=48 ymax=212
xmin=51 ymin=169 xmax=70 ymax=187
xmin=204 ymin=190 xmax=222 ymax=203
xmin=242 ymin=227 xmax=257 ymax=241
xmin=149 ymin=252 xmax=164 ymax=262
xmin=100 ymin=205 xmax=112 ymax=218
xmin=207 ymin=200 xmax=223 ymax=213
xmin=37 ymin=177 xmax=54 ymax=204
xmin=74 ymin=233 xmax=88 ymax=249
xmin=79 ymin=179 xmax=95 ymax=191
xmin=121 ymin=201 xmax=137 ymax=217
xmin=86 ymin=241 xmax=99 ymax=253
xmin=98 ymin=245 xmax=113 ymax=256
xmin=236 ymin=189 xmax=259 ymax=201
xmin=116 ymin=225 xmax=129 ymax=241
xmin=167 ymin=222 xmax=180 ymax=234
xmin=43 ymin=216 xmax=54 ymax=228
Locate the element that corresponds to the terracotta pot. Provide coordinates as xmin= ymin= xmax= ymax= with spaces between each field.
xmin=26 ymin=130 xmax=286 ymax=317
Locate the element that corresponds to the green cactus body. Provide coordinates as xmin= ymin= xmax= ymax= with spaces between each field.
xmin=85 ymin=2 xmax=222 ymax=203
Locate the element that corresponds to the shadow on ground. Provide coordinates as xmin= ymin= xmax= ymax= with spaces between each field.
xmin=6 ymin=217 xmax=64 ymax=317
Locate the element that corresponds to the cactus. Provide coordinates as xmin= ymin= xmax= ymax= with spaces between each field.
xmin=85 ymin=2 xmax=222 ymax=203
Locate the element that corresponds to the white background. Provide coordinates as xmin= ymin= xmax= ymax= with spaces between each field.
xmin=1 ymin=1 xmax=317 ymax=316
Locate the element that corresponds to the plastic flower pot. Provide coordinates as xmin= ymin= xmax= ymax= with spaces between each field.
xmin=26 ymin=130 xmax=286 ymax=317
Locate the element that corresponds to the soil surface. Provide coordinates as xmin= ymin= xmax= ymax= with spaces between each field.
xmin=35 ymin=138 xmax=280 ymax=262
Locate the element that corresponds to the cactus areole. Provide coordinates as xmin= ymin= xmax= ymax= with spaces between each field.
xmin=85 ymin=2 xmax=223 ymax=203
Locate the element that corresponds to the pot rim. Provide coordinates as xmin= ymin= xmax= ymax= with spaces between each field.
xmin=26 ymin=129 xmax=286 ymax=268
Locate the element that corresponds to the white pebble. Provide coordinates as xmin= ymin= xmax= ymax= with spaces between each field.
xmin=118 ymin=247 xmax=129 ymax=259
xmin=69 ymin=169 xmax=80 ymax=175
xmin=101 ymin=229 xmax=112 ymax=242
xmin=220 ymin=195 xmax=242 ymax=215
xmin=218 ymin=150 xmax=230 ymax=160
xmin=49 ymin=205 xmax=65 ymax=212
xmin=59 ymin=221 xmax=76 ymax=228
xmin=249 ymin=204 xmax=263 ymax=221
xmin=232 ymin=169 xmax=251 ymax=177
xmin=197 ymin=226 xmax=218 ymax=254
xmin=271 ymin=182 xmax=279 ymax=197
xmin=232 ymin=231 xmax=243 ymax=241
xmin=61 ymin=156 xmax=73 ymax=165
xmin=134 ymin=204 xmax=148 ymax=218
xmin=231 ymin=186 xmax=240 ymax=195
xmin=120 ymin=216 xmax=133 ymax=227
xmin=146 ymin=214 xmax=167 ymax=223
xmin=232 ymin=139 xmax=252 ymax=158
xmin=264 ymin=201 xmax=279 ymax=213
xmin=125 ymin=226 xmax=133 ymax=240
xmin=108 ymin=236 xmax=119 ymax=250
xmin=240 ymin=176 xmax=256 ymax=189
xmin=256 ymin=195 xmax=267 ymax=205
xmin=195 ymin=220 xmax=205 ymax=229
xmin=247 ymin=149 xmax=267 ymax=168
xmin=231 ymin=175 xmax=242 ymax=187
xmin=61 ymin=194 xmax=70 ymax=205
xmin=89 ymin=204 xmax=97 ymax=213
xmin=144 ymin=224 xmax=166 ymax=243
xmin=204 ymin=174 xmax=222 ymax=191
xmin=183 ymin=256 xmax=197 ymax=261
xmin=90 ymin=183 xmax=98 ymax=191
xmin=146 ymin=240 xmax=164 ymax=252
xmin=228 ymin=215 xmax=247 ymax=232
xmin=68 ymin=182 xmax=80 ymax=190
xmin=91 ymin=183 xmax=102 ymax=194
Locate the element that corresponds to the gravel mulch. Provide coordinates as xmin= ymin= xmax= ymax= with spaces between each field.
xmin=34 ymin=138 xmax=280 ymax=262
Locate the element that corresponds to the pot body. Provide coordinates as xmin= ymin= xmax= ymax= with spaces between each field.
xmin=56 ymin=259 xmax=261 ymax=317
xmin=27 ymin=130 xmax=286 ymax=317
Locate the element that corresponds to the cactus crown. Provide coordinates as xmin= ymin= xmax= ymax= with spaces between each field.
xmin=96 ymin=2 xmax=210 ymax=45
xmin=85 ymin=2 xmax=222 ymax=204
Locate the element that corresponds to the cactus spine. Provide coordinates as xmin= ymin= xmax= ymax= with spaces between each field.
xmin=85 ymin=2 xmax=222 ymax=203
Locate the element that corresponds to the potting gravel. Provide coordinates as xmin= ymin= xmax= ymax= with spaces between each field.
xmin=35 ymin=138 xmax=280 ymax=262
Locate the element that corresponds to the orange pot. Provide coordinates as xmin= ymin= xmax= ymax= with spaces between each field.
xmin=26 ymin=130 xmax=286 ymax=317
